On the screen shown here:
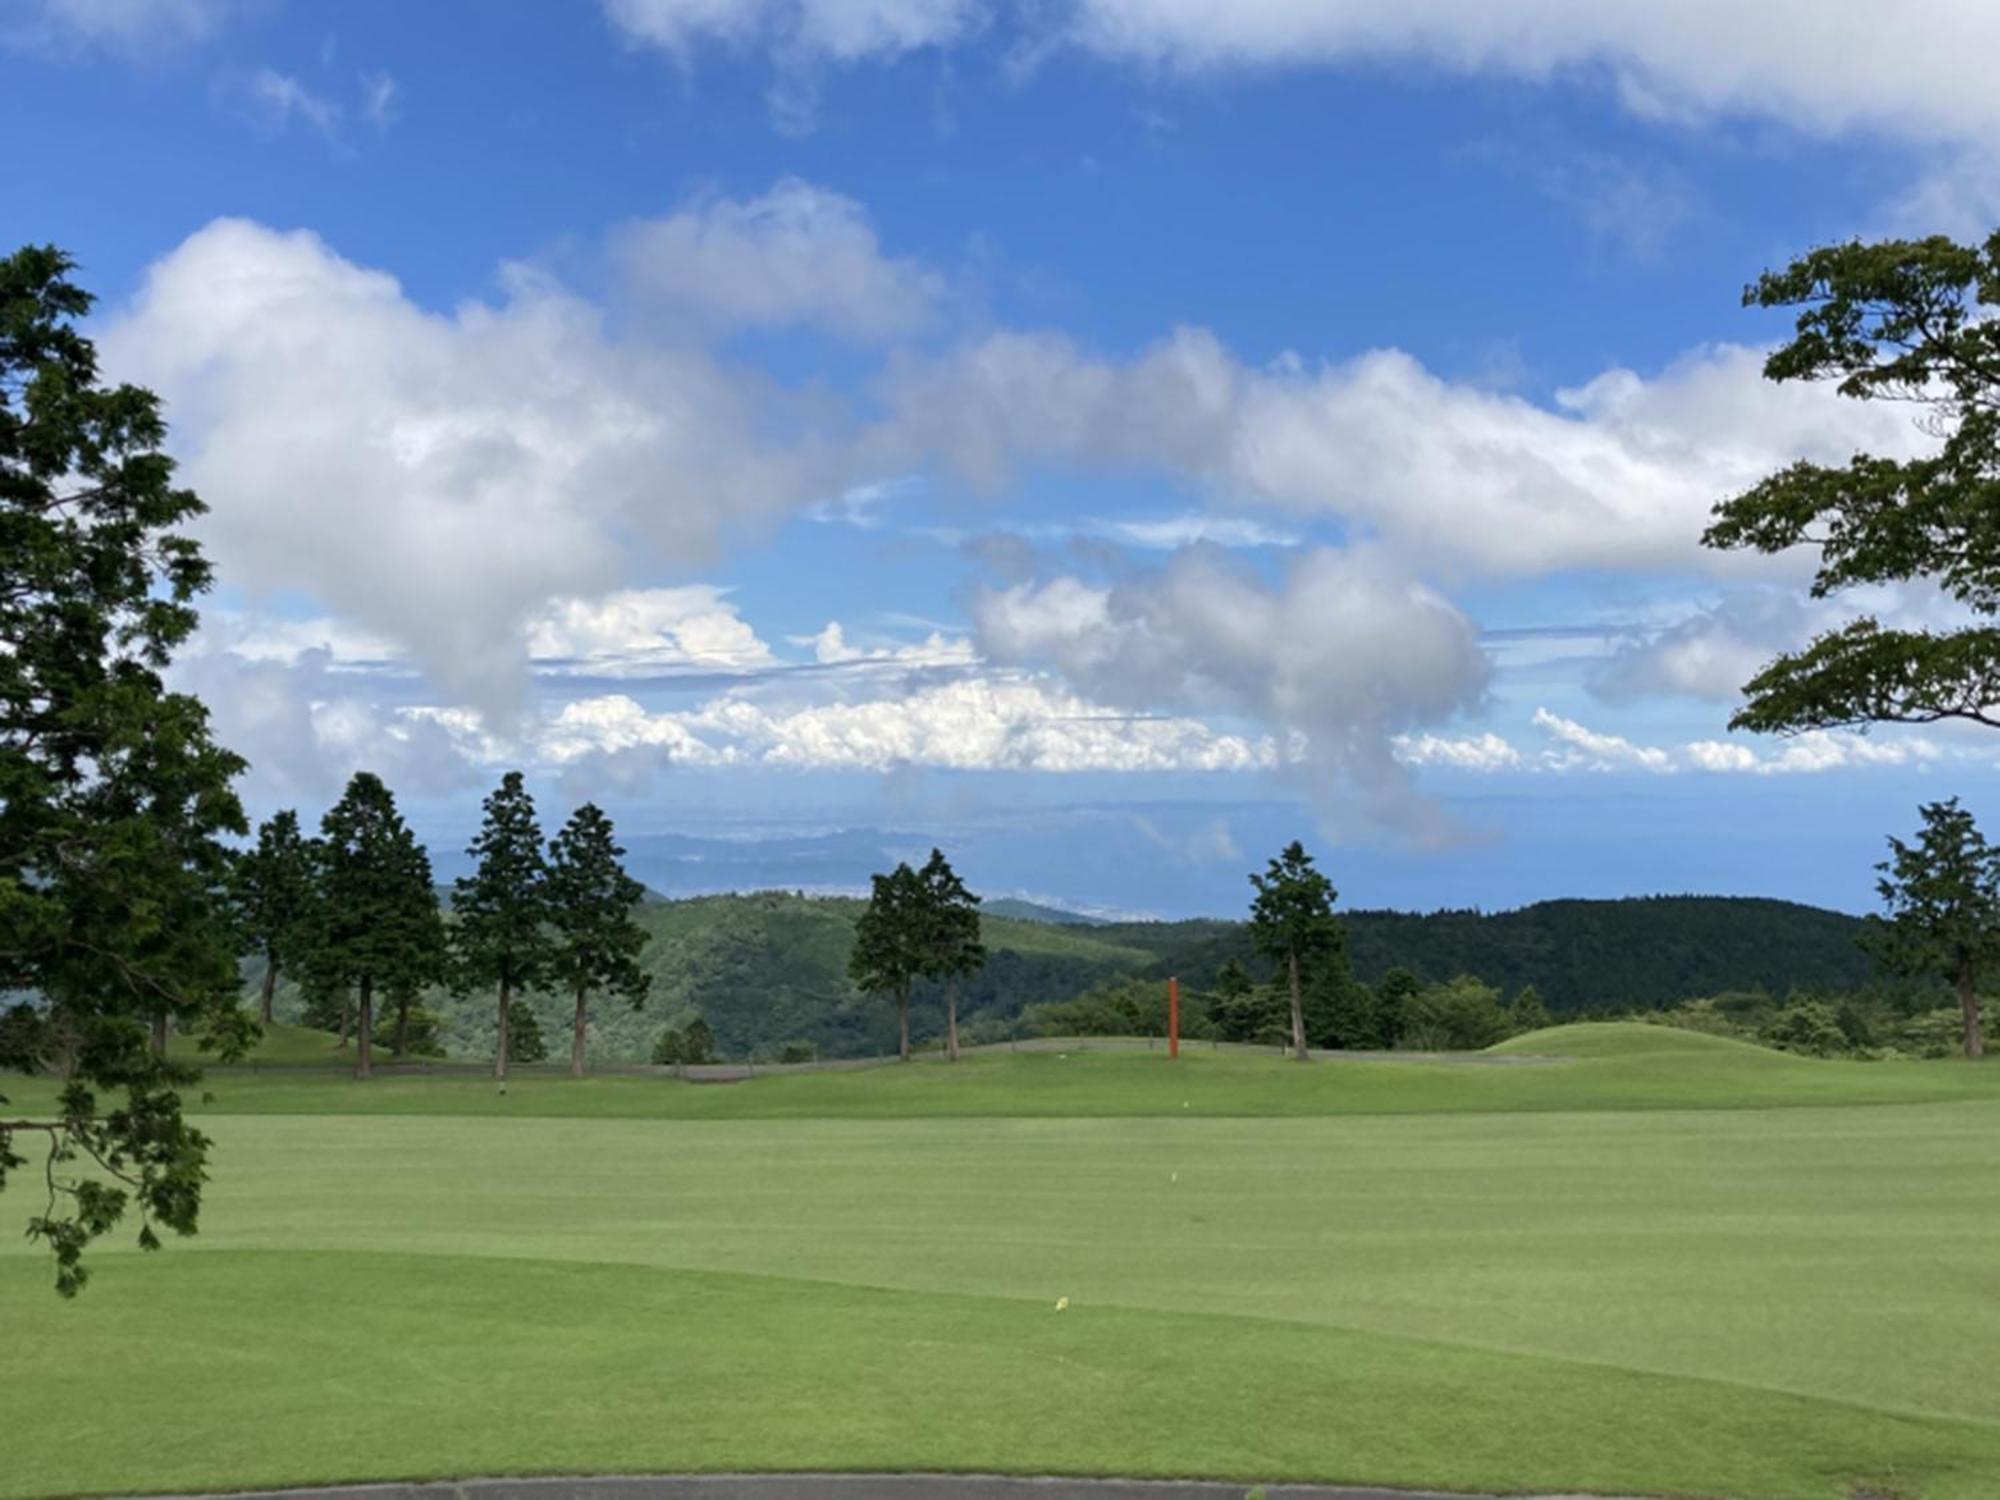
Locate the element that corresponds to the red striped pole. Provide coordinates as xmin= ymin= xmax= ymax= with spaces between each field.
xmin=1168 ymin=976 xmax=1180 ymax=1059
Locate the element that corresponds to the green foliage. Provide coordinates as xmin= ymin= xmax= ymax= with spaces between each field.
xmin=1702 ymin=230 xmax=2000 ymax=734
xmin=1401 ymin=975 xmax=1510 ymax=1051
xmin=502 ymin=998 xmax=547 ymax=1065
xmin=1248 ymin=841 xmax=1344 ymax=1056
xmin=372 ymin=1005 xmax=446 ymax=1060
xmin=1867 ymin=798 xmax=2000 ymax=1057
xmin=307 ymin=773 xmax=444 ymax=1079
xmin=1506 ymin=984 xmax=1551 ymax=1035
xmin=651 ymin=1017 xmax=717 ymax=1066
xmin=0 ymin=244 xmax=250 ymax=1293
xmin=1759 ymin=999 xmax=1850 ymax=1058
xmin=546 ymin=802 xmax=650 ymax=1073
xmin=916 ymin=848 xmax=985 ymax=1058
xmin=849 ymin=861 xmax=929 ymax=1059
xmin=452 ymin=772 xmax=554 ymax=1079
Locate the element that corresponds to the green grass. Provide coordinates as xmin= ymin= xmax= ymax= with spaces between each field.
xmin=5 ymin=1023 xmax=1999 ymax=1500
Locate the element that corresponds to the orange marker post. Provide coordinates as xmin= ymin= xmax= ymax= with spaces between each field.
xmin=1168 ymin=976 xmax=1180 ymax=1059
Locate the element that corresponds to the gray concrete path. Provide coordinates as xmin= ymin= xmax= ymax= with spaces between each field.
xmin=137 ymin=1474 xmax=1630 ymax=1500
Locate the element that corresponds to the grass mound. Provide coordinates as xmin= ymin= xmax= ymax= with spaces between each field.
xmin=1490 ymin=1020 xmax=1789 ymax=1059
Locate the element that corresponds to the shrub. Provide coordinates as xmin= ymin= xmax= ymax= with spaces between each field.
xmin=1401 ymin=975 xmax=1509 ymax=1050
xmin=778 ymin=1040 xmax=815 ymax=1064
xmin=1760 ymin=999 xmax=1848 ymax=1057
xmin=651 ymin=1016 xmax=717 ymax=1066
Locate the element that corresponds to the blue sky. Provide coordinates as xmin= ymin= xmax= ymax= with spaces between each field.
xmin=8 ymin=0 xmax=1999 ymax=916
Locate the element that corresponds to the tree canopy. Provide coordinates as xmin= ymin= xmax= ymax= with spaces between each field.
xmin=230 ymin=809 xmax=315 ymax=1025
xmin=916 ymin=848 xmax=985 ymax=1061
xmin=1703 ymin=231 xmax=2000 ymax=733
xmin=0 ymin=244 xmax=250 ymax=1294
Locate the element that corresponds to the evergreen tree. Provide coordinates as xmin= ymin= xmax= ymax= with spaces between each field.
xmin=850 ymin=862 xmax=928 ymax=1060
xmin=0 ymin=245 xmax=251 ymax=1294
xmin=1248 ymin=841 xmax=1343 ymax=1060
xmin=1507 ymin=983 xmax=1552 ymax=1036
xmin=1376 ymin=967 xmax=1421 ymax=1048
xmin=315 ymin=773 xmax=442 ymax=1080
xmin=452 ymin=771 xmax=553 ymax=1084
xmin=229 ymin=809 xmax=315 ymax=1025
xmin=546 ymin=802 xmax=651 ymax=1076
xmin=917 ymin=848 xmax=985 ymax=1062
xmin=1866 ymin=798 xmax=2000 ymax=1058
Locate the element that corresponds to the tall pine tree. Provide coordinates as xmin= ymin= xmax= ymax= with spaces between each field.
xmin=315 ymin=773 xmax=441 ymax=1081
xmin=230 ymin=809 xmax=314 ymax=1025
xmin=453 ymin=771 xmax=553 ymax=1085
xmin=1249 ymin=841 xmax=1344 ymax=1061
xmin=546 ymin=802 xmax=651 ymax=1077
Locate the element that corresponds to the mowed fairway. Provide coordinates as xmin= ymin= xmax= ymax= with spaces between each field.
xmin=6 ymin=1026 xmax=2000 ymax=1500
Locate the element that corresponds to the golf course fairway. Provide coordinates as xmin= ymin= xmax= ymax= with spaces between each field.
xmin=4 ymin=1024 xmax=1998 ymax=1500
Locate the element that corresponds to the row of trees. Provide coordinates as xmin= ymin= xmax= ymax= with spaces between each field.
xmin=231 ymin=771 xmax=651 ymax=1080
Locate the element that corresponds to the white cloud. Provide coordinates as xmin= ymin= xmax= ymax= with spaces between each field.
xmin=1057 ymin=2 xmax=2000 ymax=151
xmin=601 ymin=3 xmax=2000 ymax=157
xmin=800 ymin=620 xmax=975 ymax=667
xmin=245 ymin=68 xmax=341 ymax=137
xmin=524 ymin=676 xmax=1273 ymax=775
xmin=101 ymin=218 xmax=864 ymax=713
xmin=526 ymin=587 xmax=779 ymax=675
xmin=880 ymin=330 xmax=1925 ymax=581
xmin=1103 ymin=513 xmax=1299 ymax=550
xmin=971 ymin=546 xmax=1490 ymax=837
xmin=7 ymin=0 xmax=227 ymax=50
xmin=1394 ymin=730 xmax=1521 ymax=772
xmin=613 ymin=178 xmax=943 ymax=341
xmin=1531 ymin=707 xmax=1675 ymax=774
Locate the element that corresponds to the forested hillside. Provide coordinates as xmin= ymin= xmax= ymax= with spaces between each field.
xmin=1087 ymin=896 xmax=1873 ymax=1013
xmin=260 ymin=891 xmax=1876 ymax=1064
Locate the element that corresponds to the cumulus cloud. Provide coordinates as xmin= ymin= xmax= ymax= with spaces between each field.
xmin=1063 ymin=3 xmax=2000 ymax=152
xmin=879 ymin=330 xmax=1925 ymax=581
xmin=100 ymin=218 xmax=864 ymax=713
xmin=526 ymin=587 xmax=779 ymax=675
xmin=970 ymin=545 xmax=1490 ymax=838
xmin=1531 ymin=708 xmax=1674 ymax=774
xmin=512 ymin=676 xmax=1273 ymax=775
xmin=613 ymin=178 xmax=943 ymax=341
xmin=1394 ymin=730 xmax=1522 ymax=772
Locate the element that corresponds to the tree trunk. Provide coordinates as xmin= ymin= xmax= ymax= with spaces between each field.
xmin=571 ymin=983 xmax=589 ymax=1078
xmin=149 ymin=1009 xmax=168 ymax=1060
xmin=355 ymin=978 xmax=374 ymax=1081
xmin=259 ymin=954 xmax=278 ymax=1026
xmin=946 ymin=978 xmax=960 ymax=1062
xmin=1958 ymin=952 xmax=1985 ymax=1060
xmin=495 ymin=974 xmax=511 ymax=1085
xmin=392 ymin=994 xmax=411 ymax=1056
xmin=898 ymin=984 xmax=911 ymax=1061
xmin=1287 ymin=950 xmax=1308 ymax=1061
